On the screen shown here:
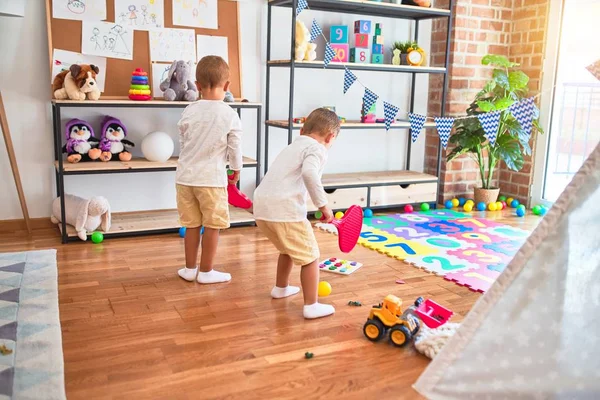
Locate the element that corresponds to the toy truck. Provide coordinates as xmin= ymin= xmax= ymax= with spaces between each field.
xmin=363 ymin=294 xmax=423 ymax=347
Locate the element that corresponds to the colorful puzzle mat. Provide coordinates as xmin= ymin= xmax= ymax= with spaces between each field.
xmin=317 ymin=209 xmax=530 ymax=292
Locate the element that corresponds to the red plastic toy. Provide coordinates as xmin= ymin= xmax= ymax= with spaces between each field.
xmin=415 ymin=299 xmax=454 ymax=329
xmin=319 ymin=205 xmax=363 ymax=253
xmin=227 ymin=170 xmax=252 ymax=209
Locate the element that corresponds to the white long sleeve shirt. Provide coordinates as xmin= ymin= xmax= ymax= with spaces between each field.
xmin=175 ymin=100 xmax=243 ymax=187
xmin=254 ymin=135 xmax=328 ymax=222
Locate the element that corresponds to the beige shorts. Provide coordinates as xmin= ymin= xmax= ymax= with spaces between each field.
xmin=256 ymin=219 xmax=320 ymax=266
xmin=176 ymin=184 xmax=229 ymax=229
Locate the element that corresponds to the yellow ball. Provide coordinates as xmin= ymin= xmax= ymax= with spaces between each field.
xmin=334 ymin=211 xmax=344 ymax=219
xmin=495 ymin=201 xmax=503 ymax=210
xmin=463 ymin=203 xmax=473 ymax=212
xmin=465 ymin=200 xmax=474 ymax=206
xmin=451 ymin=198 xmax=459 ymax=207
xmin=488 ymin=203 xmax=497 ymax=211
xmin=506 ymin=197 xmax=514 ymax=206
xmin=318 ymin=281 xmax=332 ymax=297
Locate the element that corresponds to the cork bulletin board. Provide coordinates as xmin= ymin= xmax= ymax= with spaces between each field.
xmin=45 ymin=0 xmax=243 ymax=98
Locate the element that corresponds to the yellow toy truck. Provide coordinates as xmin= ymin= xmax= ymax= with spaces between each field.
xmin=363 ymin=294 xmax=423 ymax=347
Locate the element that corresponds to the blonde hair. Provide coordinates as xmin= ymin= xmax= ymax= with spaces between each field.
xmin=196 ymin=56 xmax=230 ymax=89
xmin=303 ymin=108 xmax=341 ymax=137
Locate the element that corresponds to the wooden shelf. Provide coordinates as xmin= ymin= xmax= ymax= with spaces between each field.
xmin=51 ymin=99 xmax=261 ymax=109
xmin=321 ymin=170 xmax=438 ymax=189
xmin=268 ymin=0 xmax=450 ymax=19
xmin=54 ymin=156 xmax=257 ymax=175
xmin=266 ymin=120 xmax=435 ymax=130
xmin=58 ymin=206 xmax=254 ymax=239
xmin=268 ymin=60 xmax=446 ymax=74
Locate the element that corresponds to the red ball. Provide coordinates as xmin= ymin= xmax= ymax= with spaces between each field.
xmin=404 ymin=204 xmax=414 ymax=213
xmin=501 ymin=201 xmax=507 ymax=209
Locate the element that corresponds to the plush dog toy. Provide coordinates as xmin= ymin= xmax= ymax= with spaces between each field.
xmin=159 ymin=60 xmax=199 ymax=101
xmin=98 ymin=116 xmax=134 ymax=162
xmin=51 ymin=194 xmax=111 ymax=241
xmin=62 ymin=119 xmax=100 ymax=163
xmin=53 ymin=64 xmax=101 ymax=101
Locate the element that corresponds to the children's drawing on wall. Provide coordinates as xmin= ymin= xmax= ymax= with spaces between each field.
xmin=51 ymin=49 xmax=107 ymax=92
xmin=114 ymin=0 xmax=164 ymax=31
xmin=149 ymin=28 xmax=196 ymax=63
xmin=53 ymin=0 xmax=106 ymax=21
xmin=81 ymin=21 xmax=134 ymax=60
xmin=196 ymin=35 xmax=228 ymax=63
xmin=172 ymin=0 xmax=218 ymax=30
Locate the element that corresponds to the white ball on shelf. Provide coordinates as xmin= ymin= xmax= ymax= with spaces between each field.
xmin=141 ymin=131 xmax=174 ymax=162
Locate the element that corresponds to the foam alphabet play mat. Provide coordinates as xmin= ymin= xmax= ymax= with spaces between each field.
xmin=316 ymin=209 xmax=530 ymax=292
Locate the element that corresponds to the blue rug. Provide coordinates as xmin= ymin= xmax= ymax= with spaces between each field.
xmin=0 ymin=250 xmax=65 ymax=399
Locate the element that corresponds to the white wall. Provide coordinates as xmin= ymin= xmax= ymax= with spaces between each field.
xmin=0 ymin=1 xmax=429 ymax=220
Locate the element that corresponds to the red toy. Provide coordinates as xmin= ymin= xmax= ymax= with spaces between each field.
xmin=128 ymin=68 xmax=151 ymax=101
xmin=415 ymin=299 xmax=454 ymax=329
xmin=404 ymin=204 xmax=414 ymax=213
xmin=227 ymin=170 xmax=252 ymax=209
xmin=318 ymin=205 xmax=363 ymax=253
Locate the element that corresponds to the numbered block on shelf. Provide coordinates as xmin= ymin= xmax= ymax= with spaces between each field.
xmin=331 ymin=44 xmax=349 ymax=62
xmin=350 ymin=48 xmax=371 ymax=64
xmin=375 ymin=23 xmax=383 ymax=35
xmin=372 ymin=53 xmax=384 ymax=64
xmin=354 ymin=33 xmax=369 ymax=48
xmin=330 ymin=25 xmax=349 ymax=44
xmin=374 ymin=35 xmax=384 ymax=45
xmin=372 ymin=43 xmax=384 ymax=54
xmin=354 ymin=20 xmax=372 ymax=34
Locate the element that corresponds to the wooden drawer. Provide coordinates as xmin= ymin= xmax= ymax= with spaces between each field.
xmin=307 ymin=187 xmax=368 ymax=212
xmin=370 ymin=183 xmax=437 ymax=207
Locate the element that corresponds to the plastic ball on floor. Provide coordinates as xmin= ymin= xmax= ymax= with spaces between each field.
xmin=506 ymin=197 xmax=514 ymax=206
xmin=538 ymin=206 xmax=547 ymax=216
xmin=511 ymin=199 xmax=520 ymax=208
xmin=363 ymin=208 xmax=373 ymax=218
xmin=501 ymin=201 xmax=507 ymax=209
xmin=318 ymin=281 xmax=332 ymax=297
xmin=91 ymin=231 xmax=104 ymax=244
xmin=335 ymin=211 xmax=344 ymax=219
xmin=498 ymin=195 xmax=507 ymax=202
xmin=404 ymin=204 xmax=414 ymax=213
xmin=463 ymin=203 xmax=473 ymax=212
xmin=179 ymin=227 xmax=186 ymax=238
xmin=516 ymin=207 xmax=526 ymax=217
xmin=477 ymin=202 xmax=486 ymax=211
xmin=201 ymin=226 xmax=205 ymax=234
xmin=495 ymin=201 xmax=503 ymax=210
xmin=451 ymin=198 xmax=459 ymax=207
xmin=458 ymin=197 xmax=466 ymax=206
xmin=517 ymin=204 xmax=526 ymax=211
xmin=445 ymin=200 xmax=454 ymax=209
xmin=465 ymin=199 xmax=474 ymax=206
xmin=532 ymin=205 xmax=541 ymax=215
xmin=420 ymin=203 xmax=430 ymax=212
xmin=488 ymin=202 xmax=497 ymax=211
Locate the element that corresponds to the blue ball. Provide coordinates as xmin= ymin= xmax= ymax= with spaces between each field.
xmin=477 ymin=202 xmax=486 ymax=211
xmin=364 ymin=208 xmax=373 ymax=218
xmin=538 ymin=207 xmax=547 ymax=216
xmin=516 ymin=208 xmax=525 ymax=217
xmin=445 ymin=200 xmax=454 ymax=209
xmin=511 ymin=199 xmax=520 ymax=208
xmin=179 ymin=227 xmax=186 ymax=238
xmin=201 ymin=226 xmax=205 ymax=234
xmin=458 ymin=197 xmax=466 ymax=206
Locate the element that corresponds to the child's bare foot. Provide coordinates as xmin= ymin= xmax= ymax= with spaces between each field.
xmin=271 ymin=286 xmax=300 ymax=299
xmin=178 ymin=266 xmax=198 ymax=282
xmin=197 ymin=269 xmax=231 ymax=284
xmin=303 ymin=303 xmax=335 ymax=319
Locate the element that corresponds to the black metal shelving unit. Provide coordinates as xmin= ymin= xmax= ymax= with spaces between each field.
xmin=264 ymin=0 xmax=454 ymax=209
xmin=51 ymin=99 xmax=262 ymax=243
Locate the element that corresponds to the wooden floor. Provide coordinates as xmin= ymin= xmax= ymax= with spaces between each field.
xmin=0 ymin=209 xmax=540 ymax=400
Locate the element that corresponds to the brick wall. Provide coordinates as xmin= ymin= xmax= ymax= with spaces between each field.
xmin=427 ymin=0 xmax=549 ymax=204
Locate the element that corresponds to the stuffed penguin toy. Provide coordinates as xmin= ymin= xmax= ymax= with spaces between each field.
xmin=98 ymin=116 xmax=135 ymax=162
xmin=62 ymin=119 xmax=100 ymax=163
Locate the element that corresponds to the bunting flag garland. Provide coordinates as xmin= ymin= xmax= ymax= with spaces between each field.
xmin=310 ymin=19 xmax=322 ymax=43
xmin=509 ymin=98 xmax=535 ymax=137
xmin=362 ymin=88 xmax=378 ymax=115
xmin=408 ymin=113 xmax=427 ymax=143
xmin=383 ymin=102 xmax=399 ymax=131
xmin=296 ymin=0 xmax=308 ymax=15
xmin=324 ymin=43 xmax=336 ymax=67
xmin=478 ymin=110 xmax=501 ymax=145
xmin=434 ymin=117 xmax=455 ymax=150
xmin=343 ymin=68 xmax=357 ymax=94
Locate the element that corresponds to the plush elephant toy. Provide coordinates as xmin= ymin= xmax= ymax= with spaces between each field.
xmin=159 ymin=60 xmax=199 ymax=101
xmin=50 ymin=194 xmax=111 ymax=241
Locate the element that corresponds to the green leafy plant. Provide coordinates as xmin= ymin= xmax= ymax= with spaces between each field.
xmin=392 ymin=40 xmax=419 ymax=53
xmin=447 ymin=54 xmax=543 ymax=189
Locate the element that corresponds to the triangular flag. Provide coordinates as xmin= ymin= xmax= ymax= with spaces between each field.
xmin=296 ymin=0 xmax=308 ymax=15
xmin=586 ymin=59 xmax=600 ymax=81
xmin=509 ymin=98 xmax=535 ymax=137
xmin=478 ymin=110 xmax=502 ymax=145
xmin=324 ymin=43 xmax=336 ymax=67
xmin=409 ymin=113 xmax=427 ymax=143
xmin=434 ymin=117 xmax=455 ymax=149
xmin=343 ymin=68 xmax=357 ymax=94
xmin=310 ymin=19 xmax=322 ymax=43
xmin=363 ymin=88 xmax=378 ymax=115
xmin=383 ymin=102 xmax=399 ymax=131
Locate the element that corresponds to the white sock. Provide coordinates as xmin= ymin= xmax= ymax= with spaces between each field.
xmin=178 ymin=267 xmax=198 ymax=282
xmin=271 ymin=286 xmax=300 ymax=299
xmin=197 ymin=269 xmax=231 ymax=284
xmin=303 ymin=302 xmax=335 ymax=319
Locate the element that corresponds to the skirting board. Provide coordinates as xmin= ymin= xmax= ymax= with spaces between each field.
xmin=0 ymin=217 xmax=54 ymax=233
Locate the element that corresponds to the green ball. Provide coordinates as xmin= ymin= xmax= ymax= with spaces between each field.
xmin=420 ymin=203 xmax=430 ymax=211
xmin=227 ymin=169 xmax=234 ymax=176
xmin=314 ymin=211 xmax=323 ymax=220
xmin=517 ymin=204 xmax=526 ymax=211
xmin=91 ymin=231 xmax=104 ymax=244
xmin=498 ymin=195 xmax=507 ymax=202
xmin=532 ymin=205 xmax=541 ymax=215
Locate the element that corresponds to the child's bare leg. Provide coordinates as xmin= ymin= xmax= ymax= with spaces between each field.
xmin=301 ymin=259 xmax=334 ymax=319
xmin=197 ymin=227 xmax=231 ymax=284
xmin=178 ymin=226 xmax=201 ymax=281
xmin=271 ymin=254 xmax=300 ymax=299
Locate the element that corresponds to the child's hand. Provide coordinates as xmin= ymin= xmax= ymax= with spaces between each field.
xmin=227 ymin=170 xmax=240 ymax=185
xmin=319 ymin=206 xmax=334 ymax=223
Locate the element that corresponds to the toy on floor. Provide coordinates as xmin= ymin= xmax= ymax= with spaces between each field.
xmin=451 ymin=198 xmax=459 ymax=207
xmin=304 ymin=352 xmax=314 ymax=359
xmin=404 ymin=204 xmax=414 ymax=213
xmin=317 ymin=205 xmax=363 ymax=253
xmin=363 ymin=294 xmax=421 ymax=347
xmin=348 ymin=300 xmax=362 ymax=306
xmin=51 ymin=194 xmax=111 ymax=241
xmin=511 ymin=199 xmax=520 ymax=208
xmin=91 ymin=231 xmax=104 ymax=244
xmin=445 ymin=200 xmax=453 ymax=209
xmin=516 ymin=207 xmax=525 ymax=217
xmin=63 ymin=119 xmax=99 ymax=163
xmin=318 ymin=281 xmax=332 ymax=297
xmin=364 ymin=208 xmax=373 ymax=218
xmin=319 ymin=257 xmax=363 ymax=275
xmin=227 ymin=170 xmax=252 ymax=209
xmin=414 ymin=298 xmax=454 ymax=329
xmin=396 ymin=279 xmax=406 ymax=284
xmin=99 ymin=116 xmax=135 ymax=162
xmin=52 ymin=63 xmax=101 ymax=101
xmin=179 ymin=227 xmax=186 ymax=238
xmin=128 ymin=68 xmax=151 ymax=100
xmin=420 ymin=203 xmax=430 ymax=211
xmin=506 ymin=197 xmax=514 ymax=206
xmin=498 ymin=195 xmax=507 ymax=201
xmin=141 ymin=131 xmax=174 ymax=162
xmin=458 ymin=197 xmax=466 ymax=206
xmin=496 ymin=201 xmax=503 ymax=210
xmin=160 ymin=60 xmax=199 ymax=101
xmin=488 ymin=202 xmax=497 ymax=211
xmin=477 ymin=202 xmax=486 ymax=211
xmin=538 ymin=206 xmax=547 ymax=216
xmin=463 ymin=202 xmax=473 ymax=212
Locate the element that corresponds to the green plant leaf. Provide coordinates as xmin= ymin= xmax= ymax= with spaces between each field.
xmin=477 ymin=100 xmax=496 ymax=112
xmin=483 ymin=80 xmax=496 ymax=93
xmin=495 ymin=134 xmax=524 ymax=171
xmin=446 ymin=145 xmax=470 ymax=162
xmin=494 ymin=97 xmax=515 ymax=110
xmin=508 ymin=70 xmax=529 ymax=91
xmin=493 ymin=69 xmax=510 ymax=90
xmin=482 ymin=54 xmax=519 ymax=68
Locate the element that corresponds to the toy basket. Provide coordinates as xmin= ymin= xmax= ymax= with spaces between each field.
xmin=415 ymin=299 xmax=453 ymax=329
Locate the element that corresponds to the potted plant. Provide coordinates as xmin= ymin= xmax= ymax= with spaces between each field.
xmin=393 ymin=41 xmax=418 ymax=65
xmin=447 ymin=54 xmax=543 ymax=204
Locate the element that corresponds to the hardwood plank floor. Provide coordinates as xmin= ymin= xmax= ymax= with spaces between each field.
xmin=0 ymin=209 xmax=540 ymax=400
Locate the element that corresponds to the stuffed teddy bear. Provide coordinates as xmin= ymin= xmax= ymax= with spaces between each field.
xmin=295 ymin=20 xmax=317 ymax=62
xmin=159 ymin=60 xmax=199 ymax=101
xmin=51 ymin=194 xmax=111 ymax=241
xmin=53 ymin=64 xmax=101 ymax=101
xmin=62 ymin=119 xmax=101 ymax=163
xmin=98 ymin=116 xmax=135 ymax=162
